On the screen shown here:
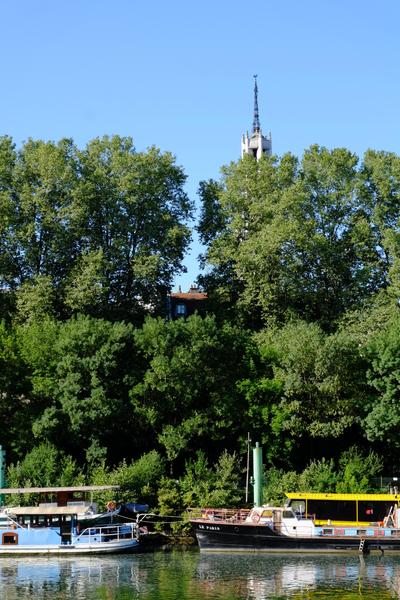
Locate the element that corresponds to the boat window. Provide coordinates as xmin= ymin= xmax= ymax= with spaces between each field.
xmin=282 ymin=510 xmax=295 ymax=518
xmin=289 ymin=500 xmax=305 ymax=514
xmin=307 ymin=500 xmax=356 ymax=522
xmin=358 ymin=501 xmax=393 ymax=522
xmin=322 ymin=528 xmax=333 ymax=535
xmin=261 ymin=510 xmax=273 ymax=518
xmin=2 ymin=532 xmax=18 ymax=545
xmin=357 ymin=529 xmax=367 ymax=536
xmin=294 ymin=498 xmax=396 ymax=523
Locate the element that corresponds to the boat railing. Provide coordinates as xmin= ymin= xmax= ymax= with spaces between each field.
xmin=0 ymin=514 xmax=26 ymax=530
xmin=187 ymin=508 xmax=250 ymax=523
xmin=75 ymin=522 xmax=137 ymax=543
xmin=296 ymin=513 xmax=316 ymax=521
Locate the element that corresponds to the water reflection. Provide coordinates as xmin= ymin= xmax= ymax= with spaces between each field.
xmin=0 ymin=551 xmax=399 ymax=599
xmin=196 ymin=553 xmax=399 ymax=599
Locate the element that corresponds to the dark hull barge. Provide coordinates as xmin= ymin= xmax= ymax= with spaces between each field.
xmin=189 ymin=505 xmax=400 ymax=554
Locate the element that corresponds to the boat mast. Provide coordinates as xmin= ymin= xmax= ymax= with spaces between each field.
xmin=0 ymin=445 xmax=5 ymax=506
xmin=245 ymin=432 xmax=251 ymax=503
xmin=253 ymin=442 xmax=264 ymax=507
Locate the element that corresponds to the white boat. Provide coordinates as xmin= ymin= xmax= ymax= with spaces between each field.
xmin=0 ymin=485 xmax=143 ymax=555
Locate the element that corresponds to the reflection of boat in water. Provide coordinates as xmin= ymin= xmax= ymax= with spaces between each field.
xmin=0 ymin=486 xmax=147 ymax=555
xmin=189 ymin=499 xmax=400 ymax=553
xmin=0 ymin=552 xmax=398 ymax=599
xmin=195 ymin=553 xmax=398 ymax=599
xmin=0 ymin=555 xmax=144 ymax=596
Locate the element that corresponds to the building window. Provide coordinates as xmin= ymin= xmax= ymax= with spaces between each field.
xmin=175 ymin=304 xmax=186 ymax=317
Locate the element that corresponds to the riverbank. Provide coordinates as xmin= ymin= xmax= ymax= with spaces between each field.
xmin=140 ymin=531 xmax=197 ymax=550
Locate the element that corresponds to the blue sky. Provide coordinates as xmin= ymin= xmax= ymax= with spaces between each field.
xmin=1 ymin=0 xmax=400 ymax=290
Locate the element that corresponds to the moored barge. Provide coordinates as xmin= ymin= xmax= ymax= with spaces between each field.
xmin=188 ymin=499 xmax=400 ymax=553
xmin=0 ymin=485 xmax=145 ymax=555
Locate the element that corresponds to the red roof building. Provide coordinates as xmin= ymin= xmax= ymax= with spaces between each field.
xmin=167 ymin=285 xmax=208 ymax=319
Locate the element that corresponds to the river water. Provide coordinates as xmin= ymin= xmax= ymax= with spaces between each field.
xmin=1 ymin=550 xmax=400 ymax=599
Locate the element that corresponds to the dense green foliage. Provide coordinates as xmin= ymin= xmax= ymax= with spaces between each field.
xmin=1 ymin=137 xmax=400 ymax=509
xmin=198 ymin=147 xmax=400 ymax=328
xmin=263 ymin=447 xmax=383 ymax=505
xmin=0 ymin=135 xmax=192 ymax=321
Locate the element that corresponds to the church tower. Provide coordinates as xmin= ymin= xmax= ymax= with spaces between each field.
xmin=241 ymin=76 xmax=272 ymax=160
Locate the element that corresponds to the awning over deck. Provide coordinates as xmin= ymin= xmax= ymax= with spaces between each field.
xmin=0 ymin=485 xmax=119 ymax=494
xmin=7 ymin=506 xmax=86 ymax=516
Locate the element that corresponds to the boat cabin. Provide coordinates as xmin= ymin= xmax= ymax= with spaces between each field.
xmin=244 ymin=506 xmax=315 ymax=537
xmin=0 ymin=485 xmax=133 ymax=552
xmin=285 ymin=492 xmax=400 ymax=526
xmin=0 ymin=485 xmax=121 ymax=538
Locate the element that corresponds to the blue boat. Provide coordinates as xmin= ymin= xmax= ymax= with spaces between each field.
xmin=0 ymin=486 xmax=144 ymax=555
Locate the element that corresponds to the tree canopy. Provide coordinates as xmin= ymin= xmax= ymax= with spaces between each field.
xmin=2 ymin=139 xmax=400 ymax=508
xmin=198 ymin=146 xmax=400 ymax=328
xmin=0 ymin=135 xmax=192 ymax=322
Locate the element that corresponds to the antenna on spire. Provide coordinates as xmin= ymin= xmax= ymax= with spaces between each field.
xmin=252 ymin=74 xmax=260 ymax=133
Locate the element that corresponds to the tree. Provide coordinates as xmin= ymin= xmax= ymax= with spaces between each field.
xmin=197 ymin=178 xmax=241 ymax=320
xmin=179 ymin=450 xmax=242 ymax=508
xmin=15 ymin=274 xmax=56 ymax=323
xmin=3 ymin=138 xmax=79 ymax=289
xmin=358 ymin=150 xmax=400 ymax=300
xmin=197 ymin=179 xmax=227 ymax=247
xmin=131 ymin=315 xmax=255 ymax=464
xmin=69 ymin=136 xmax=193 ymax=319
xmin=0 ymin=135 xmax=193 ymax=321
xmin=252 ymin=319 xmax=368 ymax=465
xmin=0 ymin=136 xmax=18 ymax=295
xmin=0 ymin=320 xmax=30 ymax=457
xmin=17 ymin=315 xmax=138 ymax=463
xmin=64 ymin=249 xmax=109 ymax=316
xmin=263 ymin=447 xmax=383 ymax=504
xmin=200 ymin=147 xmax=394 ymax=328
xmin=6 ymin=442 xmax=83 ymax=501
xmin=90 ymin=450 xmax=165 ymax=506
xmin=364 ymin=310 xmax=400 ymax=448
xmin=336 ymin=447 xmax=382 ymax=493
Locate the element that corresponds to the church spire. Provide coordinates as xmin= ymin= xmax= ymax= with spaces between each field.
xmin=252 ymin=75 xmax=260 ymax=133
xmin=241 ymin=76 xmax=272 ymax=160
